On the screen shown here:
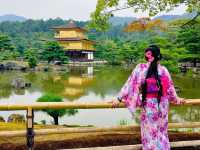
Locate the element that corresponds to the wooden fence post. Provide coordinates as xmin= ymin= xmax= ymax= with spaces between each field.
xmin=26 ymin=107 xmax=34 ymax=150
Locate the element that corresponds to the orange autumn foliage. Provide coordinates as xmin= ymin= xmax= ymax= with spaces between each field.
xmin=124 ymin=17 xmax=167 ymax=32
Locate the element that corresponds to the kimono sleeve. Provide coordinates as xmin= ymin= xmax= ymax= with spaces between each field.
xmin=117 ymin=64 xmax=142 ymax=114
xmin=163 ymin=67 xmax=181 ymax=104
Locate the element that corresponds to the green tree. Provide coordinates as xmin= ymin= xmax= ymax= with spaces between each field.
xmin=95 ymin=40 xmax=121 ymax=64
xmin=41 ymin=41 xmax=68 ymax=63
xmin=0 ymin=19 xmax=86 ymax=56
xmin=24 ymin=48 xmax=38 ymax=68
xmin=89 ymin=0 xmax=200 ymax=31
xmin=0 ymin=33 xmax=19 ymax=61
xmin=95 ymin=38 xmax=149 ymax=65
xmin=176 ymin=24 xmax=200 ymax=66
xmin=0 ymin=50 xmax=20 ymax=61
xmin=0 ymin=34 xmax=15 ymax=51
xmin=37 ymin=94 xmax=78 ymax=125
xmin=28 ymin=56 xmax=37 ymax=68
xmin=177 ymin=25 xmax=200 ymax=56
xmin=149 ymin=35 xmax=188 ymax=73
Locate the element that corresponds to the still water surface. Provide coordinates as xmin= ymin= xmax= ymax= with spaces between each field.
xmin=0 ymin=65 xmax=200 ymax=126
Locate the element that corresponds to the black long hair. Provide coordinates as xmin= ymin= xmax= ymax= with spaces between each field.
xmin=141 ymin=45 xmax=162 ymax=108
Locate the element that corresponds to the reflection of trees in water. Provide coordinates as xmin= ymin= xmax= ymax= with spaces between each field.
xmin=68 ymin=66 xmax=89 ymax=76
xmin=169 ymin=76 xmax=200 ymax=122
xmin=0 ymin=71 xmax=44 ymax=98
xmin=173 ymin=76 xmax=200 ymax=99
xmin=184 ymin=106 xmax=200 ymax=121
xmin=32 ymin=66 xmax=128 ymax=101
xmin=169 ymin=106 xmax=200 ymax=122
xmin=0 ymin=71 xmax=65 ymax=99
xmin=87 ymin=66 xmax=132 ymax=99
xmin=0 ymin=67 xmax=200 ymax=106
xmin=0 ymin=83 xmax=12 ymax=98
xmin=34 ymin=72 xmax=90 ymax=101
xmin=0 ymin=72 xmax=17 ymax=98
xmin=13 ymin=89 xmax=25 ymax=95
xmin=40 ymin=73 xmax=65 ymax=95
xmin=0 ymin=66 xmax=159 ymax=101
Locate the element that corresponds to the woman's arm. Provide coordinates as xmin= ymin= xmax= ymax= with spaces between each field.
xmin=163 ymin=67 xmax=183 ymax=104
xmin=117 ymin=64 xmax=141 ymax=113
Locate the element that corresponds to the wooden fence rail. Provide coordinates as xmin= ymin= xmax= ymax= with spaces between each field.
xmin=0 ymin=99 xmax=200 ymax=110
xmin=0 ymin=99 xmax=200 ymax=150
xmin=1 ymin=122 xmax=200 ymax=138
xmin=60 ymin=140 xmax=200 ymax=150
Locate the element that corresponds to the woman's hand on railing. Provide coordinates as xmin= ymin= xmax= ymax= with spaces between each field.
xmin=107 ymin=99 xmax=121 ymax=108
xmin=171 ymin=97 xmax=186 ymax=105
xmin=170 ymin=96 xmax=186 ymax=105
xmin=178 ymin=97 xmax=186 ymax=105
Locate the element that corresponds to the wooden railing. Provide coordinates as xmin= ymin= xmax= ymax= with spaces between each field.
xmin=0 ymin=99 xmax=200 ymax=150
xmin=0 ymin=99 xmax=200 ymax=110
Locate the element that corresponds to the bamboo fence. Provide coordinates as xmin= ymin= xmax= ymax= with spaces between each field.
xmin=0 ymin=99 xmax=199 ymax=110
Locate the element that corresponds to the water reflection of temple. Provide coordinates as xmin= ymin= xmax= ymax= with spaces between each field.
xmin=61 ymin=66 xmax=94 ymax=101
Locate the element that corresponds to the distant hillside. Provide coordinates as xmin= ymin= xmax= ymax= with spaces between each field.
xmin=109 ymin=13 xmax=196 ymax=25
xmin=109 ymin=16 xmax=136 ymax=26
xmin=0 ymin=13 xmax=195 ymax=24
xmin=154 ymin=15 xmax=181 ymax=21
xmin=0 ymin=14 xmax=26 ymax=22
xmin=154 ymin=12 xmax=196 ymax=21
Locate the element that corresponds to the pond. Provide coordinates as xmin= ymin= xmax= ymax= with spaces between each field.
xmin=0 ymin=65 xmax=200 ymax=127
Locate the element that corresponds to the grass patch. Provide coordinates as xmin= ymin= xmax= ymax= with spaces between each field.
xmin=0 ymin=122 xmax=66 ymax=131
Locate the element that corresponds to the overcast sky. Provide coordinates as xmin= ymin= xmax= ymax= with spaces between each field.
xmin=0 ymin=0 xmax=187 ymax=21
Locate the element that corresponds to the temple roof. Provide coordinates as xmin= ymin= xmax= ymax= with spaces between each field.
xmin=66 ymin=20 xmax=77 ymax=28
xmin=55 ymin=37 xmax=95 ymax=43
xmin=51 ymin=20 xmax=87 ymax=32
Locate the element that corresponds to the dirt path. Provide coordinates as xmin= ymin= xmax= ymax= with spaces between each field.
xmin=0 ymin=131 xmax=200 ymax=150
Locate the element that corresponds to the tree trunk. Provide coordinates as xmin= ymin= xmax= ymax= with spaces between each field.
xmin=53 ymin=115 xmax=59 ymax=125
xmin=194 ymin=58 xmax=196 ymax=67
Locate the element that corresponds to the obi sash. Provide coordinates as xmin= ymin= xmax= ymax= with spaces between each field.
xmin=146 ymin=76 xmax=169 ymax=98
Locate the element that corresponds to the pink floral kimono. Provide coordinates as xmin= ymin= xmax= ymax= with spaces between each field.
xmin=117 ymin=63 xmax=181 ymax=150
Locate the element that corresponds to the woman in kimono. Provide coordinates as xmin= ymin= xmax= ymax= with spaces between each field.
xmin=110 ymin=45 xmax=185 ymax=150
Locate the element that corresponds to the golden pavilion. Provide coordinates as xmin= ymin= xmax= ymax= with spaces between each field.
xmin=52 ymin=20 xmax=95 ymax=61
